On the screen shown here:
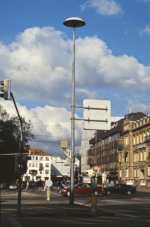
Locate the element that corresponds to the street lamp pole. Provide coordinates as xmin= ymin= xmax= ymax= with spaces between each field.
xmin=63 ymin=17 xmax=85 ymax=205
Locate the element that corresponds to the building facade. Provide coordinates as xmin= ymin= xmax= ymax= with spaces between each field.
xmin=51 ymin=156 xmax=79 ymax=183
xmin=80 ymin=130 xmax=95 ymax=174
xmin=119 ymin=114 xmax=150 ymax=187
xmin=86 ymin=112 xmax=149 ymax=186
xmin=22 ymin=148 xmax=51 ymax=182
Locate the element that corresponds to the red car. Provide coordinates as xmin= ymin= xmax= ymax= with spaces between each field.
xmin=62 ymin=183 xmax=102 ymax=196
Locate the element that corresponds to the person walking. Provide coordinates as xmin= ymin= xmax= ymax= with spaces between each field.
xmin=25 ymin=180 xmax=29 ymax=190
xmin=39 ymin=179 xmax=43 ymax=192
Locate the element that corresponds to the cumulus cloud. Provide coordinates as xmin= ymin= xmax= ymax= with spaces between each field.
xmin=126 ymin=97 xmax=150 ymax=115
xmin=0 ymin=26 xmax=150 ymax=109
xmin=80 ymin=0 xmax=124 ymax=16
xmin=139 ymin=25 xmax=150 ymax=36
xmin=0 ymin=100 xmax=83 ymax=155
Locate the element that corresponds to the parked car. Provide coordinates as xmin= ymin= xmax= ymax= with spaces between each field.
xmin=62 ymin=183 xmax=102 ymax=196
xmin=102 ymin=184 xmax=136 ymax=196
xmin=9 ymin=182 xmax=17 ymax=190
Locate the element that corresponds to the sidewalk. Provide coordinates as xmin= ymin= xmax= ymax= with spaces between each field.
xmin=136 ymin=187 xmax=150 ymax=193
xmin=1 ymin=198 xmax=114 ymax=219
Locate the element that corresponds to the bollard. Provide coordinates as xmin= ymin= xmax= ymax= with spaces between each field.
xmin=47 ymin=187 xmax=50 ymax=201
xmin=91 ymin=194 xmax=97 ymax=212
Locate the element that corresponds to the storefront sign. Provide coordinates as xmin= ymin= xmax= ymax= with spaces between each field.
xmin=83 ymin=176 xmax=91 ymax=183
xmin=140 ymin=180 xmax=146 ymax=186
xmin=126 ymin=180 xmax=134 ymax=185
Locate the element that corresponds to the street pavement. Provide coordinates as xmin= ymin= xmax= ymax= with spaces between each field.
xmin=1 ymin=186 xmax=150 ymax=226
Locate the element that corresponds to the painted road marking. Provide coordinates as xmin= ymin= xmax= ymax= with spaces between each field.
xmin=8 ymin=218 xmax=22 ymax=227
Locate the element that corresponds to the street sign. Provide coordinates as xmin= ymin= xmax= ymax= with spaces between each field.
xmin=83 ymin=99 xmax=111 ymax=130
xmin=94 ymin=165 xmax=98 ymax=171
xmin=45 ymin=180 xmax=52 ymax=188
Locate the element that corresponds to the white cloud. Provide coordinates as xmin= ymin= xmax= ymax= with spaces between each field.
xmin=126 ymin=97 xmax=150 ymax=115
xmin=139 ymin=25 xmax=150 ymax=36
xmin=0 ymin=100 xmax=83 ymax=155
xmin=0 ymin=26 xmax=150 ymax=109
xmin=80 ymin=0 xmax=124 ymax=16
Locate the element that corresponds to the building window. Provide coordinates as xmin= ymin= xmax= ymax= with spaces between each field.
xmin=32 ymin=156 xmax=35 ymax=160
xmin=144 ymin=151 xmax=146 ymax=161
xmin=134 ymin=153 xmax=136 ymax=162
xmin=36 ymin=163 xmax=38 ymax=167
xmin=140 ymin=134 xmax=142 ymax=143
xmin=125 ymin=152 xmax=128 ymax=162
xmin=134 ymin=169 xmax=136 ymax=177
xmin=120 ymin=169 xmax=122 ymax=177
xmin=45 ymin=170 xmax=49 ymax=174
xmin=32 ymin=163 xmax=34 ymax=167
xmin=45 ymin=163 xmax=49 ymax=167
xmin=39 ymin=170 xmax=42 ymax=174
xmin=46 ymin=157 xmax=49 ymax=161
xmin=137 ymin=169 xmax=139 ymax=177
xmin=137 ymin=135 xmax=139 ymax=144
xmin=40 ymin=157 xmax=43 ymax=161
xmin=29 ymin=163 xmax=31 ymax=167
xmin=125 ymin=168 xmax=128 ymax=177
xmin=141 ymin=151 xmax=143 ymax=161
xmin=36 ymin=156 xmax=38 ymax=160
xmin=133 ymin=136 xmax=135 ymax=145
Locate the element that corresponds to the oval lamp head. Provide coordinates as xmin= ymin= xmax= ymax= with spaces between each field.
xmin=63 ymin=17 xmax=86 ymax=28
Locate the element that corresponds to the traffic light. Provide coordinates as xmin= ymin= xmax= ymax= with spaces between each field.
xmin=26 ymin=156 xmax=31 ymax=161
xmin=22 ymin=155 xmax=31 ymax=162
xmin=0 ymin=79 xmax=11 ymax=100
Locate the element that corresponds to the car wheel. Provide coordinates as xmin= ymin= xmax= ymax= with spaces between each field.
xmin=107 ymin=191 xmax=111 ymax=196
xmin=127 ymin=190 xmax=132 ymax=196
xmin=67 ymin=191 xmax=70 ymax=197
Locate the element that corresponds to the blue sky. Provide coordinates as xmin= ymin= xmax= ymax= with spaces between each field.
xmin=0 ymin=0 xmax=150 ymax=155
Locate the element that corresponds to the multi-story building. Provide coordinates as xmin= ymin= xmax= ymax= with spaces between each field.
xmin=22 ymin=148 xmax=51 ymax=182
xmin=51 ymin=156 xmax=79 ymax=183
xmin=80 ymin=130 xmax=95 ymax=174
xmin=87 ymin=118 xmax=124 ymax=182
xmin=87 ymin=112 xmax=147 ymax=185
xmin=119 ymin=114 xmax=150 ymax=187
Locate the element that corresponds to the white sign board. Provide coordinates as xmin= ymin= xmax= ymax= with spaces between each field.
xmin=45 ymin=180 xmax=52 ymax=188
xmin=83 ymin=100 xmax=111 ymax=130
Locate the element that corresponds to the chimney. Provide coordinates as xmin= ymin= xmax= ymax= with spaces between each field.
xmin=130 ymin=107 xmax=132 ymax=113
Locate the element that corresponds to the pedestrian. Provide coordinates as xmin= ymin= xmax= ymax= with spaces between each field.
xmin=39 ymin=179 xmax=43 ymax=192
xmin=43 ymin=180 xmax=47 ymax=191
xmin=25 ymin=180 xmax=29 ymax=190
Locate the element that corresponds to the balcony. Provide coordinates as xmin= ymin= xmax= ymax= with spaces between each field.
xmin=145 ymin=136 xmax=150 ymax=142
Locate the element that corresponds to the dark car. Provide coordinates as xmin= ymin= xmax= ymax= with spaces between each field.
xmin=62 ymin=183 xmax=102 ymax=196
xmin=102 ymin=184 xmax=136 ymax=196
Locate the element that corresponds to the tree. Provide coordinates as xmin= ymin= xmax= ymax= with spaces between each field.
xmin=0 ymin=104 xmax=35 ymax=182
xmin=0 ymin=104 xmax=35 ymax=148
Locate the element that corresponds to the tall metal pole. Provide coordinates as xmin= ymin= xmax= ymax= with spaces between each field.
xmin=10 ymin=92 xmax=23 ymax=214
xmin=63 ymin=16 xmax=85 ymax=206
xmin=70 ymin=27 xmax=75 ymax=205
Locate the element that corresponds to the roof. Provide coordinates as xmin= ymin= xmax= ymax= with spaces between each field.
xmin=89 ymin=112 xmax=146 ymax=144
xmin=28 ymin=148 xmax=51 ymax=156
